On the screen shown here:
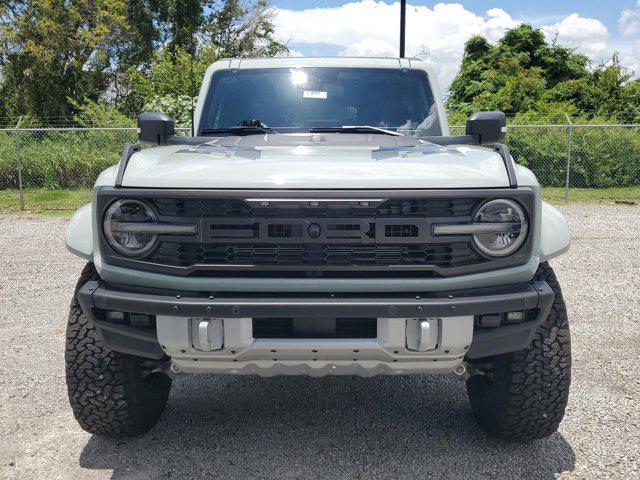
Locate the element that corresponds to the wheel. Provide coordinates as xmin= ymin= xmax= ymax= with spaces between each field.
xmin=65 ymin=263 xmax=171 ymax=437
xmin=466 ymin=262 xmax=571 ymax=440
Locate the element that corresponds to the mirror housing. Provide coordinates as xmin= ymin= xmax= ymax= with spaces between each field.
xmin=466 ymin=111 xmax=506 ymax=145
xmin=138 ymin=112 xmax=175 ymax=145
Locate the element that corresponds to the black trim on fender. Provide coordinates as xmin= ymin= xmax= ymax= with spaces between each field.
xmin=493 ymin=144 xmax=518 ymax=188
xmin=114 ymin=144 xmax=141 ymax=188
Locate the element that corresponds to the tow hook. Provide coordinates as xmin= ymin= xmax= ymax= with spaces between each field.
xmin=159 ymin=362 xmax=183 ymax=378
xmin=452 ymin=363 xmax=469 ymax=381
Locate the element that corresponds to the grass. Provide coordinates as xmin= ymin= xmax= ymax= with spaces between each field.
xmin=0 ymin=187 xmax=638 ymax=216
xmin=540 ymin=187 xmax=640 ymax=204
xmin=0 ymin=189 xmax=92 ymax=216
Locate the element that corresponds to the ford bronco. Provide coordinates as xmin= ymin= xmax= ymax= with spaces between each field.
xmin=65 ymin=57 xmax=571 ymax=440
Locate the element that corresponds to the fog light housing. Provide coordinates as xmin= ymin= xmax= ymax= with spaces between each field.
xmin=105 ymin=311 xmax=126 ymax=323
xmin=506 ymin=311 xmax=525 ymax=323
xmin=476 ymin=314 xmax=502 ymax=328
xmin=129 ymin=313 xmax=154 ymax=327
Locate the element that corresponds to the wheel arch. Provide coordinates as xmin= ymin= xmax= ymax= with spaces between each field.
xmin=66 ymin=203 xmax=93 ymax=260
xmin=539 ymin=200 xmax=570 ymax=261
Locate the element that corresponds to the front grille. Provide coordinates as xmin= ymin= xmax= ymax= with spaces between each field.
xmin=97 ymin=189 xmax=535 ymax=277
xmin=150 ymin=242 xmax=481 ymax=269
xmin=146 ymin=196 xmax=487 ymax=274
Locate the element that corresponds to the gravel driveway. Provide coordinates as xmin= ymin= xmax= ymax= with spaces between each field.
xmin=0 ymin=204 xmax=638 ymax=479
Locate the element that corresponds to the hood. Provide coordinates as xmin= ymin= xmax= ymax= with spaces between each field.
xmin=121 ymin=133 xmax=510 ymax=189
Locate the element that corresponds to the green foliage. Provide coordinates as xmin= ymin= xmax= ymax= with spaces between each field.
xmin=70 ymin=100 xmax=135 ymax=127
xmin=0 ymin=0 xmax=286 ymax=121
xmin=142 ymin=95 xmax=196 ymax=127
xmin=447 ymin=25 xmax=640 ymax=122
xmin=0 ymin=0 xmax=132 ymax=118
xmin=507 ymin=126 xmax=640 ymax=188
xmin=129 ymin=47 xmax=213 ymax=100
xmin=125 ymin=46 xmax=219 ymax=122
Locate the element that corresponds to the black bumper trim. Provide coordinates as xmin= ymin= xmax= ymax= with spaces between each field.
xmin=79 ymin=282 xmax=551 ymax=319
xmin=77 ymin=281 xmax=554 ymax=360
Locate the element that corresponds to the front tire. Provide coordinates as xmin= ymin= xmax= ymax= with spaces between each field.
xmin=65 ymin=263 xmax=171 ymax=437
xmin=466 ymin=263 xmax=571 ymax=440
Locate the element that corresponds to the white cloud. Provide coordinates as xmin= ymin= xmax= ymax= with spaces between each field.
xmin=540 ymin=13 xmax=609 ymax=61
xmin=340 ymin=39 xmax=397 ymax=57
xmin=614 ymin=2 xmax=640 ymax=75
xmin=619 ymin=1 xmax=640 ymax=37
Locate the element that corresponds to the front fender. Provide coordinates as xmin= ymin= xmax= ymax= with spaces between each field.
xmin=66 ymin=203 xmax=93 ymax=260
xmin=539 ymin=201 xmax=570 ymax=262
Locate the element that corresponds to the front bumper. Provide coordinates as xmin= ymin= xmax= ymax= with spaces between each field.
xmin=77 ymin=280 xmax=554 ymax=377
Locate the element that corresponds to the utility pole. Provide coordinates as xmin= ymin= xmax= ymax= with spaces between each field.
xmin=400 ymin=0 xmax=407 ymax=58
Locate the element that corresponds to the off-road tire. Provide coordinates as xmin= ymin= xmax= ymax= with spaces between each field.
xmin=65 ymin=262 xmax=171 ymax=437
xmin=466 ymin=262 xmax=571 ymax=440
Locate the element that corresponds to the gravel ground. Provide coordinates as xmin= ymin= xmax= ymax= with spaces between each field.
xmin=0 ymin=204 xmax=639 ymax=480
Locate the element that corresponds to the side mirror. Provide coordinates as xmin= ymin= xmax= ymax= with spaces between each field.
xmin=137 ymin=112 xmax=175 ymax=145
xmin=466 ymin=111 xmax=506 ymax=145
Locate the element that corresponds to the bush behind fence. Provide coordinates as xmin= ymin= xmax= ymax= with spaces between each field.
xmin=1 ymin=123 xmax=640 ymax=192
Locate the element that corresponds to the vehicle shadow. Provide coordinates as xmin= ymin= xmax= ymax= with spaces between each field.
xmin=79 ymin=374 xmax=575 ymax=479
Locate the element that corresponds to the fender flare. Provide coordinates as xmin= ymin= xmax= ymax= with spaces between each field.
xmin=66 ymin=203 xmax=93 ymax=260
xmin=539 ymin=201 xmax=570 ymax=262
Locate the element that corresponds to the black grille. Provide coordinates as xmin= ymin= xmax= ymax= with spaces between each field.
xmin=145 ymin=196 xmax=487 ymax=274
xmin=150 ymin=242 xmax=481 ymax=268
xmin=153 ymin=197 xmax=478 ymax=218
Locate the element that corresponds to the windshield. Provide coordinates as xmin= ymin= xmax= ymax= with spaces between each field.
xmin=199 ymin=67 xmax=442 ymax=136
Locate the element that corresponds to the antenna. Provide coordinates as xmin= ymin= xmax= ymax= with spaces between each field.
xmin=399 ymin=0 xmax=406 ymax=58
xmin=189 ymin=2 xmax=195 ymax=137
xmin=190 ymin=53 xmax=195 ymax=137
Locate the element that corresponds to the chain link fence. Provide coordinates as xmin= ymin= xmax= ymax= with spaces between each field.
xmin=451 ymin=122 xmax=640 ymax=191
xmin=1 ymin=116 xmax=639 ymax=211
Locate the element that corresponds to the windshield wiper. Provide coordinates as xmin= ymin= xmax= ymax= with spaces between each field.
xmin=201 ymin=125 xmax=274 ymax=136
xmin=309 ymin=125 xmax=403 ymax=136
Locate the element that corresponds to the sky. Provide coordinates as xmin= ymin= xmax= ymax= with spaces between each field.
xmin=270 ymin=0 xmax=640 ymax=91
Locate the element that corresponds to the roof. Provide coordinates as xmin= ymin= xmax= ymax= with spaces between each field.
xmin=210 ymin=56 xmax=427 ymax=70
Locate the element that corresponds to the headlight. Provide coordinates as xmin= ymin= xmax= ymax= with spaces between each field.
xmin=103 ymin=199 xmax=158 ymax=256
xmin=472 ymin=199 xmax=528 ymax=257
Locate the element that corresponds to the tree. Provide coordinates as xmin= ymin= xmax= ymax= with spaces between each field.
xmin=127 ymin=46 xmax=217 ymax=124
xmin=0 ymin=0 xmax=286 ymax=121
xmin=0 ymin=0 xmax=133 ymax=118
xmin=207 ymin=0 xmax=287 ymax=58
xmin=447 ymin=24 xmax=640 ymax=122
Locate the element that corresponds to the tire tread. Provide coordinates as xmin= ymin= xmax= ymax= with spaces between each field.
xmin=467 ymin=262 xmax=571 ymax=440
xmin=65 ymin=263 xmax=171 ymax=437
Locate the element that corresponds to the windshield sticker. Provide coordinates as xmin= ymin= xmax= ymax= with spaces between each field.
xmin=303 ymin=90 xmax=328 ymax=100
